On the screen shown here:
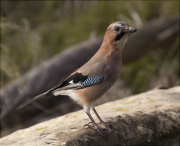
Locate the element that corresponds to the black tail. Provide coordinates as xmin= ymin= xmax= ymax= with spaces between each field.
xmin=17 ymin=92 xmax=52 ymax=110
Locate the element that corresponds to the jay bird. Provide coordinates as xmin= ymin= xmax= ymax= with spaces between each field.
xmin=17 ymin=21 xmax=137 ymax=136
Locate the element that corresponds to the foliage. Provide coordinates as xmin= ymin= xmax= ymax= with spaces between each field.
xmin=120 ymin=38 xmax=179 ymax=93
xmin=1 ymin=1 xmax=179 ymax=93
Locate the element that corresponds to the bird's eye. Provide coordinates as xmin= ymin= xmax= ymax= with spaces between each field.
xmin=114 ymin=26 xmax=120 ymax=32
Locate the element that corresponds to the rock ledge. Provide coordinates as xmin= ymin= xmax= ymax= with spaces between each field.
xmin=0 ymin=87 xmax=179 ymax=146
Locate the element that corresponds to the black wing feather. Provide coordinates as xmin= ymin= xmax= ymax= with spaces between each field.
xmin=50 ymin=72 xmax=88 ymax=91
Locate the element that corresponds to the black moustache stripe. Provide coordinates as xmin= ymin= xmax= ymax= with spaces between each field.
xmin=115 ymin=32 xmax=125 ymax=41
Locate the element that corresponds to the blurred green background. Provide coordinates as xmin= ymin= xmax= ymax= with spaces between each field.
xmin=1 ymin=1 xmax=179 ymax=94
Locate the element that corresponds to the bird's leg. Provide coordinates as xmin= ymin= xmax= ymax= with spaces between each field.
xmin=84 ymin=112 xmax=105 ymax=136
xmin=92 ymin=107 xmax=114 ymax=129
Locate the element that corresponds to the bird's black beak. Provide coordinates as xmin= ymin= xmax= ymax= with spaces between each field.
xmin=124 ymin=27 xmax=137 ymax=34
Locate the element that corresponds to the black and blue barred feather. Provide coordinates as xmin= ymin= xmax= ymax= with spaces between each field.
xmin=81 ymin=75 xmax=106 ymax=87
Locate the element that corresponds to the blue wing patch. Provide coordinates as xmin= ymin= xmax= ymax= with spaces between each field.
xmin=81 ymin=75 xmax=106 ymax=87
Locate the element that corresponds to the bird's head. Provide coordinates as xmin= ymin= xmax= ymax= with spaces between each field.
xmin=104 ymin=21 xmax=137 ymax=52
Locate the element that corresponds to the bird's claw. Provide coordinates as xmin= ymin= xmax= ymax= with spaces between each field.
xmin=83 ymin=122 xmax=93 ymax=128
xmin=96 ymin=126 xmax=106 ymax=137
xmin=97 ymin=121 xmax=115 ymax=130
xmin=83 ymin=123 xmax=106 ymax=137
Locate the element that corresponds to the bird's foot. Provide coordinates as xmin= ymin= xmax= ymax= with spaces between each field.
xmin=97 ymin=121 xmax=114 ymax=130
xmin=84 ymin=122 xmax=105 ymax=137
xmin=83 ymin=122 xmax=93 ymax=127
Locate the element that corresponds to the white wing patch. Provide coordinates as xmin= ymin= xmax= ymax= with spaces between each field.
xmin=69 ymin=80 xmax=73 ymax=84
